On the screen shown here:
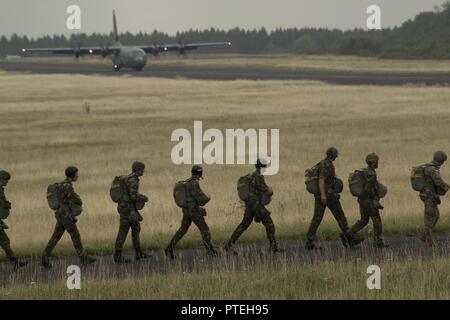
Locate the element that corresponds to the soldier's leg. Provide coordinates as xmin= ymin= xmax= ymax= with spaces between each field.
xmin=369 ymin=209 xmax=387 ymax=247
xmin=328 ymin=200 xmax=350 ymax=233
xmin=64 ymin=221 xmax=84 ymax=257
xmin=114 ymin=216 xmax=131 ymax=253
xmin=130 ymin=222 xmax=141 ymax=252
xmin=348 ymin=201 xmax=371 ymax=236
xmin=423 ymin=198 xmax=439 ymax=246
xmin=43 ymin=221 xmax=65 ymax=257
xmin=0 ymin=228 xmax=15 ymax=260
xmin=306 ymin=197 xmax=326 ymax=242
xmin=226 ymin=207 xmax=254 ymax=247
xmin=191 ymin=213 xmax=215 ymax=252
xmin=167 ymin=212 xmax=192 ymax=250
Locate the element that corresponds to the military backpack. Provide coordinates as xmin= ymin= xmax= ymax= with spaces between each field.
xmin=173 ymin=180 xmax=188 ymax=208
xmin=410 ymin=164 xmax=430 ymax=192
xmin=305 ymin=163 xmax=320 ymax=194
xmin=348 ymin=170 xmax=365 ymax=197
xmin=237 ymin=174 xmax=253 ymax=201
xmin=110 ymin=175 xmax=128 ymax=203
xmin=47 ymin=183 xmax=63 ymax=210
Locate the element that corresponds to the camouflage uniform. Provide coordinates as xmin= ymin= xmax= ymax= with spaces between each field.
xmin=114 ymin=172 xmax=147 ymax=254
xmin=43 ymin=178 xmax=85 ymax=257
xmin=167 ymin=176 xmax=215 ymax=253
xmin=306 ymin=158 xmax=349 ymax=243
xmin=420 ymin=161 xmax=449 ymax=243
xmin=348 ymin=167 xmax=385 ymax=246
xmin=0 ymin=186 xmax=15 ymax=260
xmin=227 ymin=170 xmax=279 ymax=251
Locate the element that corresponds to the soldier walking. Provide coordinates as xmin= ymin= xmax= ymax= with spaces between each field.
xmin=225 ymin=159 xmax=283 ymax=254
xmin=0 ymin=170 xmax=28 ymax=270
xmin=165 ymin=165 xmax=217 ymax=259
xmin=41 ymin=166 xmax=96 ymax=268
xmin=305 ymin=147 xmax=354 ymax=250
xmin=418 ymin=151 xmax=449 ymax=246
xmin=114 ymin=161 xmax=151 ymax=263
xmin=347 ymin=153 xmax=388 ymax=248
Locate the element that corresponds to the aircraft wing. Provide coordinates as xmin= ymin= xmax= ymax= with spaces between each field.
xmin=21 ymin=46 xmax=121 ymax=56
xmin=140 ymin=42 xmax=231 ymax=55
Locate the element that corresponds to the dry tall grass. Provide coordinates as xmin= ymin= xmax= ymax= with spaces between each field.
xmin=2 ymin=254 xmax=450 ymax=299
xmin=0 ymin=73 xmax=449 ymax=256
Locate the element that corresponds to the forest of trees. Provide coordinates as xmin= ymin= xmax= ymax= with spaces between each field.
xmin=2 ymin=3 xmax=450 ymax=59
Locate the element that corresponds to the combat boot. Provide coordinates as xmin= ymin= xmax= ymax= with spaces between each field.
xmin=80 ymin=255 xmax=96 ymax=265
xmin=135 ymin=250 xmax=152 ymax=260
xmin=374 ymin=238 xmax=390 ymax=249
xmin=305 ymin=239 xmax=321 ymax=251
xmin=340 ymin=232 xmax=350 ymax=248
xmin=270 ymin=241 xmax=285 ymax=254
xmin=224 ymin=242 xmax=239 ymax=256
xmin=420 ymin=229 xmax=435 ymax=247
xmin=347 ymin=233 xmax=365 ymax=247
xmin=114 ymin=251 xmax=132 ymax=263
xmin=206 ymin=247 xmax=219 ymax=258
xmin=41 ymin=255 xmax=52 ymax=269
xmin=164 ymin=246 xmax=176 ymax=260
xmin=11 ymin=258 xmax=28 ymax=270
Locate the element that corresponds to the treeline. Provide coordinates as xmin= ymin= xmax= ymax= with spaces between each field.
xmin=2 ymin=3 xmax=450 ymax=59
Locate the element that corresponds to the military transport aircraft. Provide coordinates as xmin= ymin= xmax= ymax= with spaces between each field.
xmin=21 ymin=11 xmax=231 ymax=71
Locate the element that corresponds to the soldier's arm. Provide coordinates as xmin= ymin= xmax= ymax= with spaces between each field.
xmin=0 ymin=188 xmax=11 ymax=209
xmin=318 ymin=162 xmax=327 ymax=198
xmin=192 ymin=180 xmax=210 ymax=206
xmin=430 ymin=168 xmax=450 ymax=191
xmin=128 ymin=178 xmax=147 ymax=202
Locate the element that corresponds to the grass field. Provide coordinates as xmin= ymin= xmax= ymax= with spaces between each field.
xmin=4 ymin=54 xmax=450 ymax=74
xmin=2 ymin=254 xmax=450 ymax=299
xmin=0 ymin=72 xmax=449 ymax=260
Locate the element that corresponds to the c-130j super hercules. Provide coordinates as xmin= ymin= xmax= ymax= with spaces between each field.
xmin=22 ymin=11 xmax=232 ymax=71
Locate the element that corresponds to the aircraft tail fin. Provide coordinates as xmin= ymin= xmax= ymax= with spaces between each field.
xmin=113 ymin=10 xmax=119 ymax=43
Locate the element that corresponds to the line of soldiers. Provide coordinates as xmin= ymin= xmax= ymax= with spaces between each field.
xmin=0 ymin=149 xmax=448 ymax=269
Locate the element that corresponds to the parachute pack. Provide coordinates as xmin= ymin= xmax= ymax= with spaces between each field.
xmin=47 ymin=183 xmax=63 ymax=210
xmin=348 ymin=170 xmax=365 ymax=197
xmin=349 ymin=170 xmax=388 ymax=198
xmin=410 ymin=165 xmax=429 ymax=192
xmin=305 ymin=164 xmax=320 ymax=195
xmin=173 ymin=180 xmax=188 ymax=208
xmin=237 ymin=174 xmax=252 ymax=201
xmin=110 ymin=175 xmax=128 ymax=203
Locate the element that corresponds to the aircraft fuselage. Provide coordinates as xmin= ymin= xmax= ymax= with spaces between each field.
xmin=112 ymin=46 xmax=147 ymax=71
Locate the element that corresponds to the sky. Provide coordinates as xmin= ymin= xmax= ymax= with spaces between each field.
xmin=0 ymin=0 xmax=447 ymax=38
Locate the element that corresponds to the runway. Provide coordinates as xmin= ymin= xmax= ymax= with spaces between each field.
xmin=2 ymin=60 xmax=450 ymax=85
